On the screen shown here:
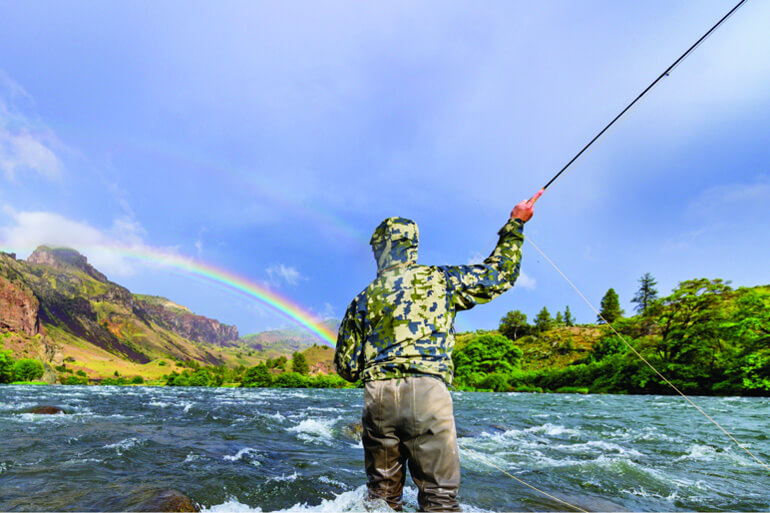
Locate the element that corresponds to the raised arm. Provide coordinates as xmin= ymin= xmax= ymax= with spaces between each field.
xmin=440 ymin=197 xmax=535 ymax=311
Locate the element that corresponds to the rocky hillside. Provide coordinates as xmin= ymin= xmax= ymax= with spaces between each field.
xmin=239 ymin=319 xmax=339 ymax=358
xmin=0 ymin=247 xmax=245 ymax=381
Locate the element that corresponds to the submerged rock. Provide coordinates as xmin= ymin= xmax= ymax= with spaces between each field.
xmin=131 ymin=489 xmax=199 ymax=512
xmin=28 ymin=405 xmax=66 ymax=415
xmin=342 ymin=421 xmax=363 ymax=442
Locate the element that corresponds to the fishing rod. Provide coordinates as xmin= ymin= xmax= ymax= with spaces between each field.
xmin=526 ymin=0 xmax=748 ymax=206
xmin=477 ymin=1 xmax=764 ymax=508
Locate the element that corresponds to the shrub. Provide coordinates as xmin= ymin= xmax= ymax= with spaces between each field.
xmin=188 ymin=369 xmax=212 ymax=387
xmin=131 ymin=376 xmax=145 ymax=384
xmin=477 ymin=372 xmax=511 ymax=392
xmin=310 ymin=373 xmax=352 ymax=389
xmin=273 ymin=372 xmax=309 ymax=388
xmin=13 ymin=359 xmax=44 ymax=382
xmin=64 ymin=375 xmax=88 ymax=385
xmin=292 ymin=352 xmax=309 ymax=375
xmin=0 ymin=349 xmax=14 ymax=384
xmin=241 ymin=364 xmax=272 ymax=387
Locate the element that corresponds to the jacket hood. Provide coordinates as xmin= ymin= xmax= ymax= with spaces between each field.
xmin=370 ymin=217 xmax=419 ymax=272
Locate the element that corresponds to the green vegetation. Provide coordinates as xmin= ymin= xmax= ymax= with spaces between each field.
xmin=0 ymin=349 xmax=14 ymax=383
xmin=13 ymin=358 xmax=44 ymax=382
xmin=0 ymin=352 xmax=48 ymax=384
xmin=598 ymin=288 xmax=624 ymax=323
xmin=454 ymin=278 xmax=770 ymax=396
xmin=291 ymin=351 xmax=309 ymax=375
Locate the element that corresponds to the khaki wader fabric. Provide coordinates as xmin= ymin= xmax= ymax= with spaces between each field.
xmin=362 ymin=376 xmax=461 ymax=512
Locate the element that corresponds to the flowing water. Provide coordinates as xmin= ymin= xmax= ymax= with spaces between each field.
xmin=0 ymin=386 xmax=767 ymax=511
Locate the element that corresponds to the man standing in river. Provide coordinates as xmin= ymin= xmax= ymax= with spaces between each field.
xmin=334 ymin=197 xmax=535 ymax=512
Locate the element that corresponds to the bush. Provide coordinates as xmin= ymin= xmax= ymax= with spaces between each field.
xmin=100 ymin=377 xmax=126 ymax=385
xmin=76 ymin=370 xmax=87 ymax=377
xmin=0 ymin=349 xmax=14 ymax=384
xmin=477 ymin=372 xmax=511 ymax=392
xmin=453 ymin=334 xmax=522 ymax=378
xmin=13 ymin=359 xmax=44 ymax=382
xmin=273 ymin=372 xmax=309 ymax=388
xmin=64 ymin=375 xmax=88 ymax=385
xmin=131 ymin=376 xmax=145 ymax=384
xmin=188 ymin=369 xmax=212 ymax=387
xmin=292 ymin=352 xmax=309 ymax=375
xmin=310 ymin=373 xmax=353 ymax=389
xmin=241 ymin=364 xmax=272 ymax=387
xmin=555 ymin=386 xmax=589 ymax=394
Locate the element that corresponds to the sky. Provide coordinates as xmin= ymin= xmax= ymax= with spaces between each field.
xmin=1 ymin=1 xmax=768 ymax=340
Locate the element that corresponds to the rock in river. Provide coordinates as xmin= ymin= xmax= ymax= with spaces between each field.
xmin=28 ymin=405 xmax=66 ymax=415
xmin=131 ymin=489 xmax=199 ymax=512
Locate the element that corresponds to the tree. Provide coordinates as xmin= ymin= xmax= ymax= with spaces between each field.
xmin=241 ymin=363 xmax=273 ymax=387
xmin=0 ymin=349 xmax=14 ymax=384
xmin=534 ymin=307 xmax=554 ymax=333
xmin=563 ymin=305 xmax=575 ymax=327
xmin=274 ymin=372 xmax=308 ymax=388
xmin=292 ymin=351 xmax=309 ymax=375
xmin=498 ymin=310 xmax=529 ymax=340
xmin=632 ymin=272 xmax=659 ymax=314
xmin=598 ymin=288 xmax=624 ymax=323
xmin=453 ymin=334 xmax=523 ymax=378
xmin=13 ymin=359 xmax=44 ymax=382
xmin=188 ymin=369 xmax=212 ymax=386
xmin=555 ymin=311 xmax=564 ymax=326
xmin=656 ymin=278 xmax=731 ymax=365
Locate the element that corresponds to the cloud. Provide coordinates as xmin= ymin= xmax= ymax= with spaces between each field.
xmin=0 ymin=206 xmax=162 ymax=278
xmin=0 ymin=129 xmax=62 ymax=180
xmin=265 ymin=263 xmax=304 ymax=287
xmin=0 ymin=73 xmax=65 ymax=181
xmin=686 ymin=175 xmax=770 ymax=218
xmin=516 ymin=271 xmax=536 ymax=290
xmin=318 ymin=302 xmax=336 ymax=320
xmin=194 ymin=227 xmax=207 ymax=258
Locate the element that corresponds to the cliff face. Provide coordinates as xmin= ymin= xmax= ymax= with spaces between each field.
xmin=0 ymin=247 xmax=239 ymax=369
xmin=137 ymin=299 xmax=239 ymax=346
xmin=0 ymin=272 xmax=41 ymax=336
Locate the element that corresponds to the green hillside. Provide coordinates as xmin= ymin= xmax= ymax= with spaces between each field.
xmin=453 ymin=279 xmax=770 ymax=395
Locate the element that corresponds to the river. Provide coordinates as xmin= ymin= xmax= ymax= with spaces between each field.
xmin=0 ymin=386 xmax=767 ymax=511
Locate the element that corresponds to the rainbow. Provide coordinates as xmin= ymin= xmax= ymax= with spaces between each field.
xmin=116 ymin=246 xmax=338 ymax=346
xmin=4 ymin=242 xmax=338 ymax=347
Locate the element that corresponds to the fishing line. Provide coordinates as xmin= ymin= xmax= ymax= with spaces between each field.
xmin=463 ymin=0 xmax=763 ymax=501
xmin=526 ymin=235 xmax=770 ymax=473
xmin=457 ymin=440 xmax=588 ymax=513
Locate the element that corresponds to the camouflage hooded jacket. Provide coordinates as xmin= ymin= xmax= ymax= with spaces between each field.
xmin=334 ymin=216 xmax=525 ymax=385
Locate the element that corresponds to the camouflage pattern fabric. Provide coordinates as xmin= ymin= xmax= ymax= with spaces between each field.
xmin=335 ymin=216 xmax=524 ymax=384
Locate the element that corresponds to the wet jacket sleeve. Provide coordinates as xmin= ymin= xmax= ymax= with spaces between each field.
xmin=440 ymin=218 xmax=525 ymax=311
xmin=334 ymin=298 xmax=365 ymax=382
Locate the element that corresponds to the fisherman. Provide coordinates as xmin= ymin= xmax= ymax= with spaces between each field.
xmin=334 ymin=197 xmax=535 ymax=512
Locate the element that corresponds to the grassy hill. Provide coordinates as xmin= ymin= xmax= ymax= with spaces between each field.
xmin=0 ymin=248 xmax=264 ymax=383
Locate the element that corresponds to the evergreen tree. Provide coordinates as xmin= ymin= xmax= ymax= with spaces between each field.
xmin=555 ymin=311 xmax=564 ymax=326
xmin=563 ymin=305 xmax=575 ymax=327
xmin=598 ymin=288 xmax=624 ymax=323
xmin=632 ymin=272 xmax=659 ymax=314
xmin=534 ymin=307 xmax=554 ymax=333
xmin=292 ymin=351 xmax=309 ymax=375
xmin=498 ymin=310 xmax=529 ymax=340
